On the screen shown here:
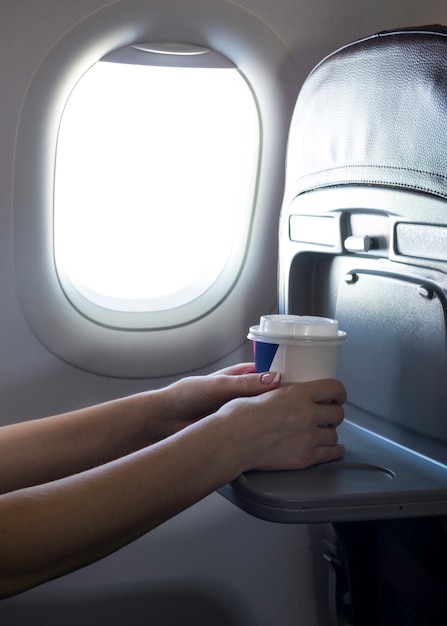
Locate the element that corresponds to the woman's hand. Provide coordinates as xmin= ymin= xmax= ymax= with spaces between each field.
xmin=156 ymin=363 xmax=281 ymax=438
xmin=215 ymin=378 xmax=347 ymax=472
xmin=0 ymin=366 xmax=346 ymax=599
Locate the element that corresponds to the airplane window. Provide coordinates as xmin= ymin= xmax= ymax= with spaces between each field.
xmin=55 ymin=50 xmax=259 ymax=318
xmin=12 ymin=0 xmax=302 ymax=377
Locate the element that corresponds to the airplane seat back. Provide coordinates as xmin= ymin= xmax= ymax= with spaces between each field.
xmin=279 ymin=25 xmax=447 ymax=449
xmin=276 ymin=26 xmax=447 ymax=626
xmin=284 ymin=24 xmax=447 ymax=201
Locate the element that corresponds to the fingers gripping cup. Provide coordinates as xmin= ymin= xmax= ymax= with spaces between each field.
xmin=248 ymin=315 xmax=347 ymax=383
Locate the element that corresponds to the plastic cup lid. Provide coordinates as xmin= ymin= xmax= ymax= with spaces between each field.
xmin=248 ymin=314 xmax=347 ymax=344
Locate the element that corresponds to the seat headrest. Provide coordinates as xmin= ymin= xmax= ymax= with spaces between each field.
xmin=285 ymin=26 xmax=447 ymax=201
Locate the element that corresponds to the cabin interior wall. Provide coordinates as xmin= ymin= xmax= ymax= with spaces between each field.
xmin=1 ymin=1 xmax=446 ymax=625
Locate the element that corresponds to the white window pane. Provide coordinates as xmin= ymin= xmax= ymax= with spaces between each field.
xmin=55 ymin=60 xmax=259 ymax=313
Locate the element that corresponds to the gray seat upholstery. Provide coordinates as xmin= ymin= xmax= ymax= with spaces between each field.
xmin=279 ymin=25 xmax=447 ymax=446
xmin=284 ymin=25 xmax=447 ymax=203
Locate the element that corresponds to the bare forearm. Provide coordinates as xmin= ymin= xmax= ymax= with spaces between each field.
xmin=0 ymin=390 xmax=169 ymax=493
xmin=0 ymin=373 xmax=346 ymax=599
xmin=0 ymin=366 xmax=279 ymax=494
xmin=0 ymin=415 xmax=239 ymax=599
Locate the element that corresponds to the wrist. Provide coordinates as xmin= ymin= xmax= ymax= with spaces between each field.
xmin=204 ymin=402 xmax=252 ymax=479
xmin=126 ymin=387 xmax=174 ymax=447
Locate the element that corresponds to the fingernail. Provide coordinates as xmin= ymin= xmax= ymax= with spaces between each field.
xmin=261 ymin=371 xmax=281 ymax=384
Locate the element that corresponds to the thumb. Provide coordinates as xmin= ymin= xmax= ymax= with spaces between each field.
xmin=259 ymin=371 xmax=281 ymax=386
xmin=233 ymin=370 xmax=281 ymax=397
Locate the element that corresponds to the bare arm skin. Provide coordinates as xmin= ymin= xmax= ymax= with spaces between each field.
xmin=0 ymin=363 xmax=266 ymax=493
xmin=0 ymin=365 xmax=346 ymax=599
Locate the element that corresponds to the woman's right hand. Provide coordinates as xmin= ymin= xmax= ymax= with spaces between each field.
xmin=215 ymin=378 xmax=346 ymax=473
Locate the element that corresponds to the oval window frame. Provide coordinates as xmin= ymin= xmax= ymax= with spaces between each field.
xmin=12 ymin=0 xmax=303 ymax=378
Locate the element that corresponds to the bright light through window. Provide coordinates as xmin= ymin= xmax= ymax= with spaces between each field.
xmin=55 ymin=58 xmax=259 ymax=313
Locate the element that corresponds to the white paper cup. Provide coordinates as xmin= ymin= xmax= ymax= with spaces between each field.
xmin=248 ymin=314 xmax=347 ymax=383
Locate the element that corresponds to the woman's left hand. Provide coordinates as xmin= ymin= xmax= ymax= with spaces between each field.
xmin=157 ymin=363 xmax=281 ymax=437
